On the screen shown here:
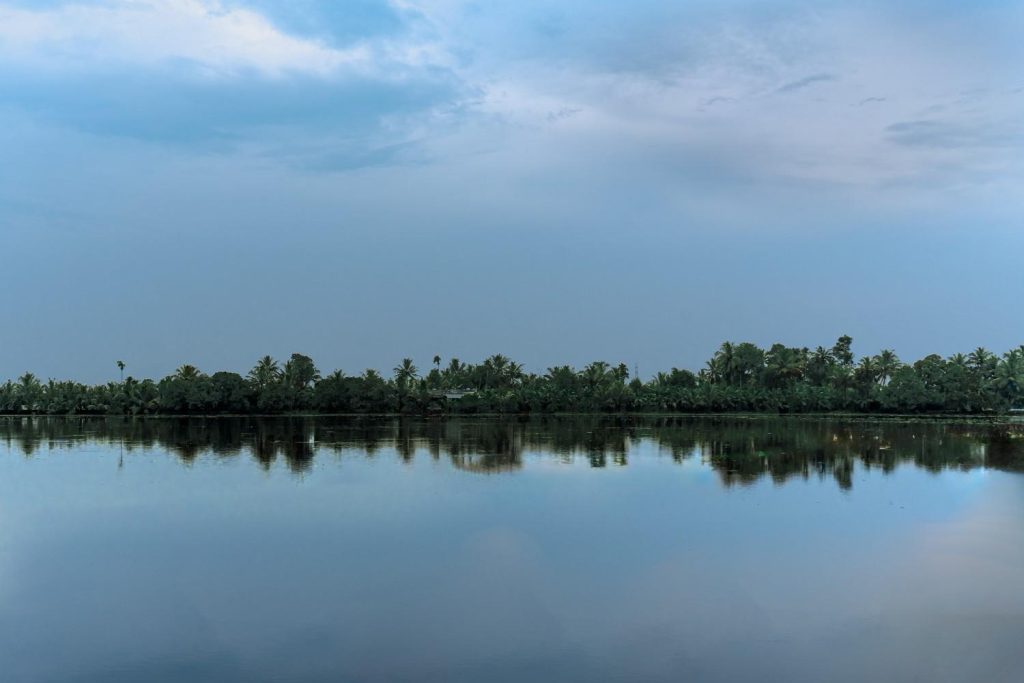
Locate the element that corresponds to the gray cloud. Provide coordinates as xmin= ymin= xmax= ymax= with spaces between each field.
xmin=776 ymin=73 xmax=836 ymax=93
xmin=703 ymin=96 xmax=736 ymax=107
xmin=546 ymin=107 xmax=582 ymax=123
xmin=886 ymin=119 xmax=1018 ymax=148
xmin=0 ymin=69 xmax=465 ymax=168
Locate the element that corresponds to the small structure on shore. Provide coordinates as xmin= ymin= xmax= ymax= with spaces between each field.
xmin=428 ymin=389 xmax=475 ymax=400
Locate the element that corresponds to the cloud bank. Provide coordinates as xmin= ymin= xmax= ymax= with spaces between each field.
xmin=1 ymin=0 xmax=1022 ymax=381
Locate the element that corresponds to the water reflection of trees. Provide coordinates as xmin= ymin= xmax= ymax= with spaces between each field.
xmin=2 ymin=416 xmax=1022 ymax=487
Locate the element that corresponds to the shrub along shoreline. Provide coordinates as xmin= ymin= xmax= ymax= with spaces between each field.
xmin=3 ymin=337 xmax=1022 ymax=416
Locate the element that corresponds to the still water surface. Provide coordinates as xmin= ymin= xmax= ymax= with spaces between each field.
xmin=1 ymin=416 xmax=1023 ymax=682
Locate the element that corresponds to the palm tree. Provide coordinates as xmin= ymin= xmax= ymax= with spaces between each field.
xmin=545 ymin=365 xmax=576 ymax=386
xmin=855 ymin=356 xmax=878 ymax=386
xmin=391 ymin=359 xmax=418 ymax=411
xmin=613 ymin=363 xmax=630 ymax=383
xmin=433 ymin=355 xmax=441 ymax=370
xmin=765 ymin=345 xmax=804 ymax=386
xmin=507 ymin=360 xmax=525 ymax=385
xmin=703 ymin=360 xmax=719 ymax=384
xmin=393 ymin=358 xmax=418 ymax=387
xmin=441 ymin=358 xmax=466 ymax=389
xmin=174 ymin=364 xmax=201 ymax=381
xmin=992 ymin=349 xmax=1024 ymax=404
xmin=828 ymin=364 xmax=854 ymax=391
xmin=116 ymin=360 xmax=126 ymax=382
xmin=581 ymin=361 xmax=611 ymax=389
xmin=968 ymin=347 xmax=997 ymax=376
xmin=712 ymin=342 xmax=736 ymax=385
xmin=483 ymin=354 xmax=508 ymax=389
xmin=358 ymin=369 xmax=389 ymax=410
xmin=812 ymin=346 xmax=833 ymax=365
xmin=874 ymin=349 xmax=901 ymax=386
xmin=806 ymin=346 xmax=834 ymax=385
xmin=248 ymin=356 xmax=281 ymax=389
xmin=17 ymin=372 xmax=42 ymax=412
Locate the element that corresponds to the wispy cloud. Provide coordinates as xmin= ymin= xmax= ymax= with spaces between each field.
xmin=886 ymin=119 xmax=1019 ymax=149
xmin=776 ymin=73 xmax=835 ymax=93
xmin=703 ymin=96 xmax=735 ymax=107
xmin=545 ymin=107 xmax=581 ymax=123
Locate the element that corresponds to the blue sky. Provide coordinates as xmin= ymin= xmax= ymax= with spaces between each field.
xmin=2 ymin=0 xmax=1022 ymax=382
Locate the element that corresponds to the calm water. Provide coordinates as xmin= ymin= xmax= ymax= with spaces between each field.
xmin=2 ymin=416 xmax=1023 ymax=683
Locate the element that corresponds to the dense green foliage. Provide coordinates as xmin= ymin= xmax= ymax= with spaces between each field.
xmin=2 ymin=338 xmax=1023 ymax=415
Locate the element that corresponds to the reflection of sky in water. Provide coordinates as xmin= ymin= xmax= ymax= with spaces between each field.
xmin=0 ymin=424 xmax=1022 ymax=683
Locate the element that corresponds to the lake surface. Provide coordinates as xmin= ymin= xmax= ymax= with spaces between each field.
xmin=2 ymin=415 xmax=1023 ymax=683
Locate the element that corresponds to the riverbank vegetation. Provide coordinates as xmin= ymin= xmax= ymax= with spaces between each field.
xmin=2 ymin=337 xmax=1022 ymax=415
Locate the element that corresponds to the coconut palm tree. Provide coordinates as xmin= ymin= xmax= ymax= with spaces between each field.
xmin=391 ymin=359 xmax=418 ymax=411
xmin=613 ymin=363 xmax=630 ymax=383
xmin=765 ymin=344 xmax=804 ymax=387
xmin=393 ymin=358 xmax=418 ymax=386
xmin=248 ymin=355 xmax=281 ymax=389
xmin=968 ymin=347 xmax=997 ymax=376
xmin=805 ymin=346 xmax=834 ymax=386
xmin=712 ymin=342 xmax=736 ymax=384
xmin=482 ymin=354 xmax=508 ymax=389
xmin=854 ymin=356 xmax=878 ymax=387
xmin=116 ymin=360 xmax=126 ymax=382
xmin=581 ymin=361 xmax=611 ymax=390
xmin=702 ymin=361 xmax=719 ymax=384
xmin=992 ymin=349 xmax=1024 ymax=404
xmin=174 ymin=364 xmax=201 ymax=381
xmin=441 ymin=358 xmax=466 ymax=389
xmin=16 ymin=372 xmax=42 ymax=412
xmin=507 ymin=360 xmax=525 ymax=386
xmin=874 ymin=349 xmax=901 ymax=386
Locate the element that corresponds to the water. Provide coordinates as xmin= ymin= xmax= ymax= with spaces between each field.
xmin=1 ymin=415 xmax=1023 ymax=683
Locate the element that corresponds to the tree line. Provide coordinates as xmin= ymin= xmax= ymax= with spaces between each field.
xmin=1 ymin=336 xmax=1022 ymax=415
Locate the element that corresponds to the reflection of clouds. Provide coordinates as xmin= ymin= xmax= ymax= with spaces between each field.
xmin=2 ymin=416 xmax=1023 ymax=682
xmin=794 ymin=478 xmax=1024 ymax=682
xmin=880 ymin=476 xmax=1024 ymax=615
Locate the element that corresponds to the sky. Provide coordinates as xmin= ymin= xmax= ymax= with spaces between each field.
xmin=1 ymin=0 xmax=1023 ymax=383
